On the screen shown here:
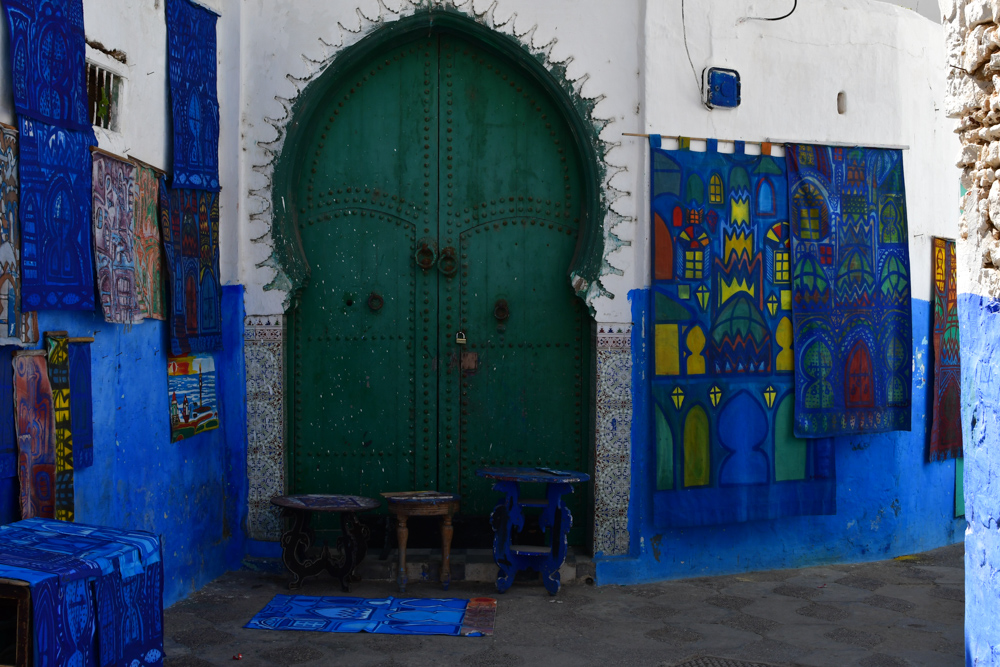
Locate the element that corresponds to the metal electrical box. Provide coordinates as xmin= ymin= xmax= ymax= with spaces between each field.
xmin=703 ymin=67 xmax=741 ymax=109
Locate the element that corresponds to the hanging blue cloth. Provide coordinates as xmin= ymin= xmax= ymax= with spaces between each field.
xmin=69 ymin=340 xmax=93 ymax=469
xmin=2 ymin=0 xmax=94 ymax=136
xmin=0 ymin=347 xmax=15 ymax=479
xmin=18 ymin=117 xmax=96 ymax=311
xmin=166 ymin=0 xmax=221 ymax=191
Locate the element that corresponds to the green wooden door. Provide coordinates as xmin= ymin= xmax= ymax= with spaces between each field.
xmin=290 ymin=31 xmax=590 ymax=542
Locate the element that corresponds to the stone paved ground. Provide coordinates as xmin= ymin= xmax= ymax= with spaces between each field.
xmin=163 ymin=542 xmax=963 ymax=667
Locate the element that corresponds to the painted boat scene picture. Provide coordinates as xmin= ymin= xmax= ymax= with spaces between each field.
xmin=167 ymin=353 xmax=219 ymax=442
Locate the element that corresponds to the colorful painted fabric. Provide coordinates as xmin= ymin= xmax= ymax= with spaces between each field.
xmin=166 ymin=0 xmax=220 ymax=191
xmin=18 ymin=116 xmax=96 ymax=311
xmin=92 ymin=152 xmax=140 ymax=323
xmin=13 ymin=351 xmax=55 ymax=519
xmin=0 ymin=518 xmax=164 ymax=667
xmin=134 ymin=165 xmax=166 ymax=320
xmin=69 ymin=340 xmax=93 ymax=469
xmin=246 ymin=595 xmax=497 ymax=637
xmin=159 ymin=181 xmax=223 ymax=355
xmin=168 ymin=353 xmax=219 ymax=442
xmin=0 ymin=347 xmax=16 ymax=479
xmin=649 ymin=139 xmax=835 ymax=528
xmin=46 ymin=332 xmax=73 ymax=521
xmin=930 ymin=237 xmax=962 ymax=461
xmin=787 ymin=144 xmax=912 ymax=437
xmin=0 ymin=126 xmax=39 ymax=345
xmin=2 ymin=0 xmax=93 ymax=134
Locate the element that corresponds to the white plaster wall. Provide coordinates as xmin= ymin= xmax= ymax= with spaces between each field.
xmin=0 ymin=0 xmax=240 ymax=285
xmin=641 ymin=0 xmax=958 ymax=304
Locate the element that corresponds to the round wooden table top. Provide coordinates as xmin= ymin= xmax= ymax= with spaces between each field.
xmin=270 ymin=494 xmax=381 ymax=512
xmin=380 ymin=491 xmax=460 ymax=505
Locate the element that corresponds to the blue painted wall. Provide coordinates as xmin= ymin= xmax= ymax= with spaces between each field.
xmin=960 ymin=293 xmax=998 ymax=666
xmin=596 ymin=290 xmax=964 ymax=584
xmin=0 ymin=285 xmax=248 ymax=607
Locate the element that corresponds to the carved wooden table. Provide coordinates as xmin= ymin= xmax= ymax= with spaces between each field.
xmin=381 ymin=491 xmax=460 ymax=593
xmin=271 ymin=494 xmax=380 ymax=591
xmin=476 ymin=466 xmax=590 ymax=596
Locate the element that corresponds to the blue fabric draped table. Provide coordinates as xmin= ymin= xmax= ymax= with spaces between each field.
xmin=475 ymin=466 xmax=590 ymax=596
xmin=0 ymin=518 xmax=164 ymax=667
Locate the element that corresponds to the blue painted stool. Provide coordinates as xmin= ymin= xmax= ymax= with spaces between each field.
xmin=476 ymin=466 xmax=590 ymax=596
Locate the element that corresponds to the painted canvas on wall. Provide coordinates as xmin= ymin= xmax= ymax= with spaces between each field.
xmin=13 ymin=350 xmax=54 ymax=519
xmin=18 ymin=117 xmax=96 ymax=311
xmin=649 ymin=138 xmax=835 ymax=528
xmin=159 ymin=182 xmax=223 ymax=355
xmin=0 ymin=347 xmax=15 ymax=479
xmin=166 ymin=0 xmax=220 ymax=191
xmin=930 ymin=237 xmax=962 ymax=461
xmin=45 ymin=332 xmax=73 ymax=522
xmin=167 ymin=353 xmax=219 ymax=442
xmin=787 ymin=144 xmax=912 ymax=438
xmin=134 ymin=164 xmax=166 ymax=320
xmin=0 ymin=125 xmax=38 ymax=345
xmin=93 ymin=152 xmax=141 ymax=324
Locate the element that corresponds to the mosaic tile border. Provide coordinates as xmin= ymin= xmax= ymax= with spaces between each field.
xmin=594 ymin=323 xmax=632 ymax=556
xmin=245 ymin=314 xmax=285 ymax=541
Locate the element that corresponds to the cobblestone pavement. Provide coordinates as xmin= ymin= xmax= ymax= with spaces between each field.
xmin=164 ymin=542 xmax=963 ymax=667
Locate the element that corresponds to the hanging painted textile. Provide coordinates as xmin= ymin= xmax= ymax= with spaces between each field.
xmin=0 ymin=518 xmax=164 ymax=667
xmin=930 ymin=237 xmax=962 ymax=461
xmin=0 ymin=347 xmax=15 ymax=479
xmin=68 ymin=338 xmax=93 ymax=469
xmin=787 ymin=144 xmax=912 ymax=437
xmin=13 ymin=350 xmax=55 ymax=519
xmin=167 ymin=353 xmax=219 ymax=442
xmin=649 ymin=137 xmax=835 ymax=528
xmin=93 ymin=151 xmax=140 ymax=323
xmin=0 ymin=125 xmax=39 ymax=345
xmin=159 ymin=180 xmax=222 ymax=355
xmin=45 ymin=332 xmax=73 ymax=521
xmin=2 ymin=0 xmax=93 ymax=134
xmin=134 ymin=164 xmax=166 ymax=320
xmin=166 ymin=0 xmax=220 ymax=191
xmin=18 ymin=116 xmax=96 ymax=311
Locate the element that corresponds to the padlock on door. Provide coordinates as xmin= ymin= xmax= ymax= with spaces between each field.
xmin=455 ymin=331 xmax=467 ymax=345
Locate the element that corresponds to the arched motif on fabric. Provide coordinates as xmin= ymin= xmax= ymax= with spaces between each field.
xmin=845 ymin=338 xmax=874 ymax=408
xmin=683 ymin=405 xmax=710 ymax=488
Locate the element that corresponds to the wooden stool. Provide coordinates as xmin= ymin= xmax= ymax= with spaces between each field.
xmin=381 ymin=491 xmax=460 ymax=592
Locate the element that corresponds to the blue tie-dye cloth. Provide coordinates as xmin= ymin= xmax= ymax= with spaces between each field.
xmin=0 ymin=518 xmax=164 ymax=667
xmin=2 ymin=0 xmax=94 ymax=135
xmin=247 ymin=595 xmax=476 ymax=636
xmin=166 ymin=0 xmax=220 ymax=191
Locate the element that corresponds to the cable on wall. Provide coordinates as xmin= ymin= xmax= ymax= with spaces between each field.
xmin=739 ymin=0 xmax=798 ymax=23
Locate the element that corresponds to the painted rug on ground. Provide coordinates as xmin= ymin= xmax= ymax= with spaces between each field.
xmin=0 ymin=518 xmax=164 ymax=667
xmin=787 ymin=144 xmax=912 ymax=438
xmin=13 ymin=351 xmax=54 ymax=519
xmin=159 ymin=182 xmax=222 ymax=355
xmin=167 ymin=353 xmax=219 ymax=442
xmin=68 ymin=339 xmax=93 ymax=469
xmin=45 ymin=332 xmax=73 ymax=521
xmin=0 ymin=125 xmax=38 ymax=345
xmin=246 ymin=595 xmax=497 ymax=636
xmin=2 ymin=0 xmax=93 ymax=133
xmin=134 ymin=164 xmax=166 ymax=320
xmin=18 ymin=117 xmax=96 ymax=311
xmin=649 ymin=137 xmax=835 ymax=528
xmin=166 ymin=0 xmax=220 ymax=191
xmin=93 ymin=152 xmax=141 ymax=323
xmin=929 ymin=237 xmax=962 ymax=462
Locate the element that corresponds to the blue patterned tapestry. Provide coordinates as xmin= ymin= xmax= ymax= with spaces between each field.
xmin=166 ymin=0 xmax=220 ymax=191
xmin=649 ymin=138 xmax=835 ymax=528
xmin=246 ymin=595 xmax=497 ymax=637
xmin=159 ymin=180 xmax=222 ymax=355
xmin=0 ymin=518 xmax=164 ymax=667
xmin=2 ymin=0 xmax=93 ymax=134
xmin=69 ymin=339 xmax=93 ymax=469
xmin=18 ymin=117 xmax=96 ymax=310
xmin=0 ymin=346 xmax=15 ymax=479
xmin=787 ymin=144 xmax=912 ymax=437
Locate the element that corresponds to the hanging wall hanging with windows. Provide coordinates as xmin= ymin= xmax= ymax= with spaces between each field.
xmin=648 ymin=137 xmax=835 ymax=528
xmin=13 ymin=349 xmax=55 ymax=520
xmin=929 ymin=237 xmax=962 ymax=461
xmin=133 ymin=164 xmax=167 ymax=320
xmin=0 ymin=124 xmax=38 ymax=344
xmin=92 ymin=151 xmax=141 ymax=324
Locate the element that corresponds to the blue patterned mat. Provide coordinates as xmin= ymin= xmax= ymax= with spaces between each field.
xmin=246 ymin=595 xmax=496 ymax=636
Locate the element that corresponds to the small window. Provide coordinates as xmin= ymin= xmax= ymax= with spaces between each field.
xmin=774 ymin=250 xmax=790 ymax=283
xmin=86 ymin=61 xmax=124 ymax=131
xmin=684 ymin=250 xmax=704 ymax=279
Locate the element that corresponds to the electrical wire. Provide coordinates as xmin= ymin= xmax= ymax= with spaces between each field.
xmin=680 ymin=0 xmax=703 ymax=95
xmin=742 ymin=0 xmax=798 ymax=22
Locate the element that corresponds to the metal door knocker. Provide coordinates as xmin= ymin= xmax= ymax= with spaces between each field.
xmin=415 ymin=237 xmax=438 ymax=270
xmin=368 ymin=291 xmax=384 ymax=312
xmin=438 ymin=246 xmax=459 ymax=277
xmin=494 ymin=299 xmax=510 ymax=322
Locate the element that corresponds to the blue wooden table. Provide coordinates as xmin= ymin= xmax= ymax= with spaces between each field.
xmin=476 ymin=466 xmax=590 ymax=596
